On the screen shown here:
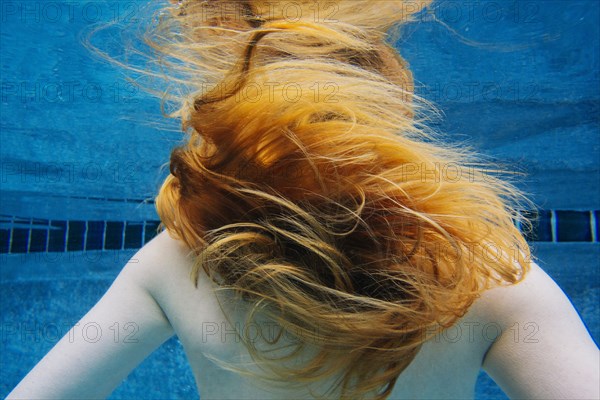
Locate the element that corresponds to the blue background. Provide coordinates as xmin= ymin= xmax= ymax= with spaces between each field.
xmin=1 ymin=1 xmax=598 ymax=399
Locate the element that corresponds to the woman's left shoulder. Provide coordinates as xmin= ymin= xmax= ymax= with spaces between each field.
xmin=473 ymin=260 xmax=600 ymax=399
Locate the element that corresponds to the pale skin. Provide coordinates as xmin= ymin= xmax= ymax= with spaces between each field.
xmin=7 ymin=230 xmax=600 ymax=399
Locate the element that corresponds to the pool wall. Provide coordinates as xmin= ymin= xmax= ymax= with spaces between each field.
xmin=1 ymin=1 xmax=598 ymax=399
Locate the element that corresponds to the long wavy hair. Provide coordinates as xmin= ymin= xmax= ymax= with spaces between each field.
xmin=111 ymin=1 xmax=535 ymax=398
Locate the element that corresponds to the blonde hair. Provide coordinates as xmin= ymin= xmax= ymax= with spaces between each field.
xmin=117 ymin=1 xmax=534 ymax=398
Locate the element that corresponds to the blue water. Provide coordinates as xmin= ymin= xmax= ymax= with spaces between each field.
xmin=1 ymin=1 xmax=598 ymax=399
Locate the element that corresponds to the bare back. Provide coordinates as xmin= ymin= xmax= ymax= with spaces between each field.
xmin=152 ymin=231 xmax=491 ymax=399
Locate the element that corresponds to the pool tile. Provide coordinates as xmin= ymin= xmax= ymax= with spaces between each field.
xmin=105 ymin=221 xmax=125 ymax=250
xmin=10 ymin=228 xmax=29 ymax=253
xmin=556 ymin=211 xmax=592 ymax=242
xmin=522 ymin=209 xmax=552 ymax=242
xmin=67 ymin=221 xmax=85 ymax=251
xmin=0 ymin=229 xmax=10 ymax=253
xmin=28 ymin=229 xmax=47 ymax=252
xmin=144 ymin=221 xmax=160 ymax=244
xmin=86 ymin=221 xmax=105 ymax=251
xmin=48 ymin=220 xmax=67 ymax=252
xmin=124 ymin=222 xmax=143 ymax=249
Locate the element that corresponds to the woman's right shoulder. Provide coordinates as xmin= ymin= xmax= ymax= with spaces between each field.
xmin=124 ymin=229 xmax=196 ymax=293
xmin=135 ymin=230 xmax=232 ymax=346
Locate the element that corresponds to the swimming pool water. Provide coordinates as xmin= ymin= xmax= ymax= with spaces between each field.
xmin=1 ymin=1 xmax=598 ymax=398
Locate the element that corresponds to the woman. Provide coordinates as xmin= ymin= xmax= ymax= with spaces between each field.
xmin=8 ymin=1 xmax=599 ymax=399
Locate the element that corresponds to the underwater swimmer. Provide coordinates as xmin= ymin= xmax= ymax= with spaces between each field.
xmin=7 ymin=1 xmax=600 ymax=399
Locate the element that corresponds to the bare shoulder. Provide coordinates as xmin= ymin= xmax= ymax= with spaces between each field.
xmin=129 ymin=229 xmax=215 ymax=317
xmin=132 ymin=231 xmax=231 ymax=350
xmin=6 ymin=231 xmax=179 ymax=399
xmin=125 ymin=229 xmax=195 ymax=286
xmin=475 ymin=260 xmax=599 ymax=399
xmin=473 ymin=260 xmax=594 ymax=335
xmin=123 ymin=229 xmax=206 ymax=312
